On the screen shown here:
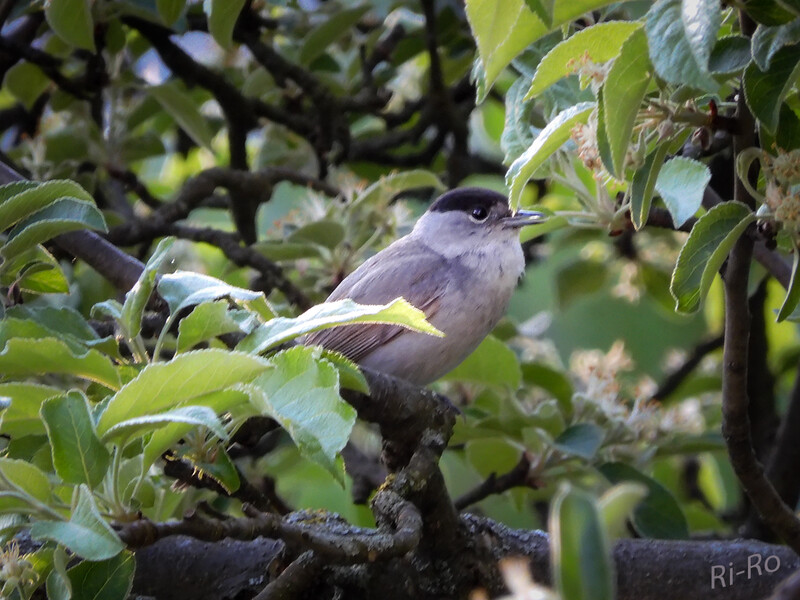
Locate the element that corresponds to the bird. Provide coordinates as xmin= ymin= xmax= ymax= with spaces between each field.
xmin=304 ymin=187 xmax=545 ymax=385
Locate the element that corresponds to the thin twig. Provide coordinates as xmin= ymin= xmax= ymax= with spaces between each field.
xmin=455 ymin=454 xmax=534 ymax=511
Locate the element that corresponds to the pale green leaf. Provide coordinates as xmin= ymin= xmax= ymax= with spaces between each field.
xmin=524 ymin=0 xmax=554 ymax=27
xmin=237 ymin=298 xmax=443 ymax=355
xmin=645 ymin=0 xmax=720 ymax=92
xmin=148 ymin=82 xmax=215 ymax=149
xmin=121 ymin=237 xmax=175 ymax=338
xmin=0 ymin=382 xmax=61 ymax=438
xmin=465 ymin=0 xmax=617 ymax=99
xmin=506 ymin=102 xmax=595 ymax=210
xmin=654 ymin=157 xmax=711 ymax=228
xmin=550 ymin=483 xmax=615 ymax=600
xmin=526 ymin=21 xmax=642 ymax=98
xmin=670 ymin=202 xmax=755 ymax=313
xmin=45 ymin=0 xmax=96 ymax=52
xmin=602 ymin=29 xmax=651 ymax=176
xmin=158 ymin=271 xmax=267 ymax=316
xmin=630 ymin=144 xmax=669 ymax=229
xmin=598 ymin=482 xmax=648 ymax=539
xmin=177 ymin=300 xmax=256 ymax=353
xmin=141 ymin=389 xmax=251 ymax=472
xmin=41 ymin=391 xmax=110 ymax=488
xmin=0 ymin=458 xmax=52 ymax=513
xmin=101 ymin=405 xmax=228 ymax=443
xmin=708 ymin=35 xmax=752 ymax=75
xmin=31 ymin=485 xmax=124 ymax=561
xmin=0 ymin=338 xmax=120 ymax=390
xmin=96 ymin=349 xmax=271 ymax=437
xmin=250 ymin=346 xmax=356 ymax=484
xmin=46 ymin=545 xmax=72 ymax=600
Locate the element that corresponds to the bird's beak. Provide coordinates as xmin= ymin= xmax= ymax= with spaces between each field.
xmin=501 ymin=209 xmax=547 ymax=229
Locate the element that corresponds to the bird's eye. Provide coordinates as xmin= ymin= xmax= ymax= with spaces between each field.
xmin=470 ymin=206 xmax=488 ymax=221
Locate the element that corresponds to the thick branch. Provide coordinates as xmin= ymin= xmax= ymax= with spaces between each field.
xmin=721 ymin=66 xmax=800 ymax=553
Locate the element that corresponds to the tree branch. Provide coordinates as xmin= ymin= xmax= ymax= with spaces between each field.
xmin=721 ymin=48 xmax=800 ymax=552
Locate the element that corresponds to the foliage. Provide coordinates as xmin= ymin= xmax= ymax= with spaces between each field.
xmin=0 ymin=0 xmax=798 ymax=599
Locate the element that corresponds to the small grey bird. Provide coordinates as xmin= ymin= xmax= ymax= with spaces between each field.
xmin=305 ymin=187 xmax=544 ymax=385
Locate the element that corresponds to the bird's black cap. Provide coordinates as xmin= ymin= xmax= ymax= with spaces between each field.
xmin=428 ymin=187 xmax=510 ymax=216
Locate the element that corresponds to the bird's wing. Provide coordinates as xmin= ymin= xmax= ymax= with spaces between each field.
xmin=305 ymin=241 xmax=451 ymax=362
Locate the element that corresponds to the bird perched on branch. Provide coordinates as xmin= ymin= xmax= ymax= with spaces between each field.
xmin=305 ymin=187 xmax=544 ymax=385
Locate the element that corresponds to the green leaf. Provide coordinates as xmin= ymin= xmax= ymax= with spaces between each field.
xmin=101 ymin=405 xmax=228 ymax=443
xmin=121 ymin=237 xmax=175 ymax=338
xmin=553 ymin=423 xmax=604 ymax=459
xmin=526 ymin=21 xmax=642 ymax=98
xmin=32 ymin=485 xmax=125 ymax=560
xmin=238 ymin=298 xmax=443 ymax=355
xmin=252 ymin=241 xmax=322 ymax=262
xmin=744 ymin=43 xmax=800 ymax=133
xmin=250 ymin=346 xmax=356 ymax=484
xmin=299 ymin=6 xmax=370 ymax=65
xmin=443 ymin=335 xmax=521 ymax=388
xmin=645 ymin=0 xmax=720 ymax=93
xmin=550 ymin=483 xmax=615 ymax=600
xmin=708 ymin=35 xmax=752 ymax=75
xmin=465 ymin=0 xmax=618 ymax=99
xmin=46 ymin=545 xmax=72 ymax=600
xmin=670 ymin=201 xmax=755 ymax=313
xmin=0 ymin=458 xmax=52 ymax=512
xmin=0 ymin=338 xmax=120 ymax=389
xmin=148 ymin=82 xmax=215 ymax=150
xmin=595 ymin=88 xmax=615 ymax=176
xmin=524 ymin=0 xmax=554 ymax=27
xmin=752 ymin=19 xmax=800 ymax=70
xmin=352 ymin=170 xmax=444 ymax=207
xmin=630 ymin=144 xmax=669 ymax=229
xmin=68 ymin=551 xmax=135 ymax=600
xmin=141 ymin=389 xmax=250 ymax=472
xmin=288 ymin=220 xmax=346 ymax=249
xmin=1 ymin=198 xmax=107 ymax=261
xmin=599 ymin=462 xmax=689 ymax=539
xmin=177 ymin=301 xmax=255 ymax=353
xmin=206 ymin=0 xmax=247 ymax=49
xmin=45 ymin=0 xmax=96 ymax=52
xmin=654 ymin=157 xmax=711 ymax=228
xmin=0 ymin=180 xmax=93 ymax=232
xmin=778 ymin=249 xmax=800 ymax=321
xmin=4 ymin=61 xmax=50 ymax=110
xmin=3 ymin=245 xmax=69 ymax=294
xmin=598 ymin=482 xmax=648 ymax=539
xmin=318 ymin=349 xmax=369 ymax=395
xmin=96 ymin=349 xmax=271 ymax=437
xmin=602 ymin=29 xmax=651 ymax=176
xmin=744 ymin=0 xmax=798 ymax=25
xmin=157 ymin=0 xmax=186 ymax=26
xmin=0 ymin=382 xmax=61 ymax=438
xmin=68 ymin=550 xmax=136 ymax=600
xmin=507 ymin=102 xmax=595 ymax=210
xmin=41 ymin=391 xmax=110 ymax=488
